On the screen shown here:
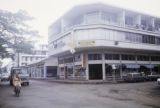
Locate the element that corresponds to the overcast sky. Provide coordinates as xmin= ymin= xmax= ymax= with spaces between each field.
xmin=0 ymin=0 xmax=160 ymax=44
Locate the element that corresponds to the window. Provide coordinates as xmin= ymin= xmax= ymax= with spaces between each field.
xmin=86 ymin=11 xmax=99 ymax=24
xmin=137 ymin=55 xmax=149 ymax=61
xmin=125 ymin=16 xmax=134 ymax=26
xmin=101 ymin=11 xmax=117 ymax=23
xmin=105 ymin=54 xmax=120 ymax=60
xmin=151 ymin=56 xmax=160 ymax=61
xmin=64 ymin=57 xmax=73 ymax=63
xmin=74 ymin=55 xmax=81 ymax=62
xmin=142 ymin=35 xmax=155 ymax=44
xmin=121 ymin=55 xmax=135 ymax=60
xmin=156 ymin=37 xmax=160 ymax=45
xmin=58 ymin=58 xmax=64 ymax=64
xmin=30 ymin=57 xmax=33 ymax=61
xmin=25 ymin=57 xmax=28 ymax=61
xmin=125 ymin=32 xmax=142 ymax=43
xmin=88 ymin=54 xmax=102 ymax=60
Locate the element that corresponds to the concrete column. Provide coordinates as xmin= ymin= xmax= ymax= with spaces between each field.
xmin=83 ymin=52 xmax=89 ymax=80
xmin=120 ymin=54 xmax=123 ymax=79
xmin=151 ymin=18 xmax=155 ymax=28
xmin=72 ymin=55 xmax=75 ymax=79
xmin=102 ymin=53 xmax=106 ymax=80
xmin=149 ymin=56 xmax=152 ymax=75
xmin=118 ymin=11 xmax=125 ymax=26
xmin=43 ymin=66 xmax=47 ymax=78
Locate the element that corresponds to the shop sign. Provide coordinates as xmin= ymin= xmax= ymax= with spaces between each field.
xmin=78 ymin=40 xmax=95 ymax=47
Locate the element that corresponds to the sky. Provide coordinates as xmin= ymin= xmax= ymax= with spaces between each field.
xmin=0 ymin=0 xmax=160 ymax=44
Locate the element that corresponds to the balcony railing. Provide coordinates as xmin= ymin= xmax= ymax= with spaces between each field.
xmin=61 ymin=16 xmax=160 ymax=35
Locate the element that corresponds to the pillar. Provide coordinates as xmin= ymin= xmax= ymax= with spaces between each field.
xmin=82 ymin=52 xmax=89 ymax=80
xmin=72 ymin=55 xmax=75 ymax=79
xmin=151 ymin=18 xmax=155 ymax=28
xmin=118 ymin=11 xmax=125 ymax=26
xmin=120 ymin=54 xmax=123 ymax=79
xmin=102 ymin=53 xmax=106 ymax=80
xmin=44 ymin=66 xmax=47 ymax=78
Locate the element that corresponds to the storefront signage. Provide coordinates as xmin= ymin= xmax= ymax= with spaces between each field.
xmin=78 ymin=40 xmax=95 ymax=47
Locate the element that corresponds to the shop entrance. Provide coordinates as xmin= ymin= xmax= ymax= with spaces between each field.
xmin=46 ymin=66 xmax=57 ymax=77
xmin=89 ymin=64 xmax=102 ymax=80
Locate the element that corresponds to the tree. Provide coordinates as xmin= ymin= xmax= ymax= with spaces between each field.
xmin=0 ymin=9 xmax=39 ymax=59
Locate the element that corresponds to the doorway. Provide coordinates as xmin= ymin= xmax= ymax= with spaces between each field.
xmin=89 ymin=64 xmax=102 ymax=80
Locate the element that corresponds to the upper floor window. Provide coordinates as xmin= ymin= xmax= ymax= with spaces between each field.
xmin=86 ymin=11 xmax=99 ymax=24
xmin=151 ymin=56 xmax=160 ymax=61
xmin=105 ymin=54 xmax=120 ymax=60
xmin=142 ymin=35 xmax=155 ymax=44
xmin=74 ymin=54 xmax=81 ymax=62
xmin=58 ymin=58 xmax=64 ymax=64
xmin=125 ymin=16 xmax=134 ymax=26
xmin=25 ymin=57 xmax=28 ymax=61
xmin=137 ymin=55 xmax=149 ymax=61
xmin=122 ymin=54 xmax=135 ymax=60
xmin=88 ymin=54 xmax=102 ymax=60
xmin=155 ymin=19 xmax=160 ymax=31
xmin=101 ymin=11 xmax=117 ymax=23
xmin=30 ymin=57 xmax=33 ymax=61
xmin=64 ymin=57 xmax=73 ymax=63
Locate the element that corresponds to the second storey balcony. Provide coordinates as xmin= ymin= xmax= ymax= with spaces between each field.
xmin=49 ymin=4 xmax=160 ymax=39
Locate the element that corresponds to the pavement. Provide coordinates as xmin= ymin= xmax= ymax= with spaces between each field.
xmin=31 ymin=77 xmax=123 ymax=84
xmin=0 ymin=80 xmax=160 ymax=108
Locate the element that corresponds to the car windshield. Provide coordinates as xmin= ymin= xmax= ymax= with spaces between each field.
xmin=20 ymin=69 xmax=28 ymax=74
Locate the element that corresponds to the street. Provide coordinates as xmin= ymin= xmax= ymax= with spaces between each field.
xmin=0 ymin=80 xmax=160 ymax=108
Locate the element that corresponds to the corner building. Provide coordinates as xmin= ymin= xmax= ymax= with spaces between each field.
xmin=48 ymin=3 xmax=160 ymax=80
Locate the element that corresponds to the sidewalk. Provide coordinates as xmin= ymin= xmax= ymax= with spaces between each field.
xmin=31 ymin=77 xmax=124 ymax=84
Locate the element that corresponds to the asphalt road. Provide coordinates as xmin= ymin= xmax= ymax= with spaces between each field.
xmin=0 ymin=80 xmax=160 ymax=108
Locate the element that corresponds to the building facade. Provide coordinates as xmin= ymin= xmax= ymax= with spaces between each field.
xmin=48 ymin=3 xmax=160 ymax=80
xmin=14 ymin=45 xmax=48 ymax=67
xmin=28 ymin=57 xmax=57 ymax=79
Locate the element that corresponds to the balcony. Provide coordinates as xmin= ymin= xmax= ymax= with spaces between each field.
xmin=51 ymin=12 xmax=160 ymax=36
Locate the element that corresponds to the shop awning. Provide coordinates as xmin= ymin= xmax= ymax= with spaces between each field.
xmin=141 ymin=65 xmax=155 ymax=68
xmin=126 ymin=64 xmax=140 ymax=69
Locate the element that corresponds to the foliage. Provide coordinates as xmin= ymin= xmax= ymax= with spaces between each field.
xmin=0 ymin=9 xmax=39 ymax=59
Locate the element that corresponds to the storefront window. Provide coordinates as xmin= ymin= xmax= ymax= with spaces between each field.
xmin=74 ymin=65 xmax=85 ymax=77
xmin=66 ymin=65 xmax=73 ymax=77
xmin=152 ymin=65 xmax=160 ymax=74
xmin=138 ymin=65 xmax=151 ymax=75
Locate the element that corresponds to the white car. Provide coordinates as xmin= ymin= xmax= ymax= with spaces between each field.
xmin=157 ymin=78 xmax=160 ymax=85
xmin=0 ymin=72 xmax=10 ymax=82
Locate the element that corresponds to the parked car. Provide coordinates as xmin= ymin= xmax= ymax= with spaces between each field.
xmin=157 ymin=78 xmax=160 ymax=85
xmin=123 ymin=72 xmax=146 ymax=82
xmin=147 ymin=74 xmax=160 ymax=81
xmin=0 ymin=72 xmax=10 ymax=82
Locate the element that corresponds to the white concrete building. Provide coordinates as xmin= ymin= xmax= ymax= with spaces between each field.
xmin=28 ymin=57 xmax=57 ymax=79
xmin=48 ymin=3 xmax=160 ymax=80
xmin=14 ymin=45 xmax=48 ymax=67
